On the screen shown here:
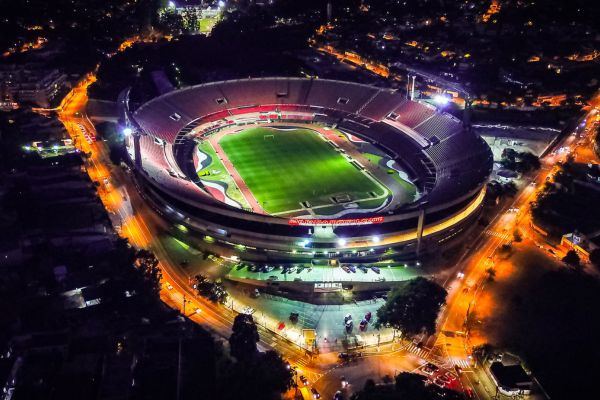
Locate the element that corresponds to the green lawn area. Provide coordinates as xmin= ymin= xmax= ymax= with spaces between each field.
xmin=197 ymin=141 xmax=249 ymax=209
xmin=219 ymin=127 xmax=390 ymax=215
xmin=363 ymin=151 xmax=417 ymax=201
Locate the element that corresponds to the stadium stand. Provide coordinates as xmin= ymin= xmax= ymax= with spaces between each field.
xmin=128 ymin=78 xmax=492 ymax=257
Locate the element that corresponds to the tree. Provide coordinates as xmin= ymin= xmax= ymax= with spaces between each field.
xmin=350 ymin=372 xmax=463 ymax=400
xmin=229 ymin=313 xmax=259 ymax=362
xmin=135 ymin=249 xmax=162 ymax=296
xmin=513 ymin=229 xmax=523 ymax=242
xmin=590 ymin=248 xmax=600 ymax=270
xmin=562 ymin=250 xmax=580 ymax=268
xmin=395 ymin=372 xmax=429 ymax=398
xmin=194 ymin=274 xmax=228 ymax=303
xmin=472 ymin=343 xmax=496 ymax=364
xmin=375 ymin=277 xmax=447 ymax=337
xmin=219 ymin=349 xmax=293 ymax=400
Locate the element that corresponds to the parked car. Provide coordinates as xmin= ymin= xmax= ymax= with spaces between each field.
xmin=370 ymin=266 xmax=380 ymax=274
xmin=347 ymin=265 xmax=356 ymax=273
xmin=359 ymin=319 xmax=368 ymax=331
xmin=289 ymin=312 xmax=299 ymax=323
xmin=357 ymin=265 xmax=368 ymax=273
xmin=364 ymin=311 xmax=372 ymax=322
xmin=341 ymin=266 xmax=351 ymax=273
xmin=345 ymin=320 xmax=353 ymax=332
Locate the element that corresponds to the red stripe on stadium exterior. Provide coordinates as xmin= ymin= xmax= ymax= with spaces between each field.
xmin=288 ymin=216 xmax=384 ymax=226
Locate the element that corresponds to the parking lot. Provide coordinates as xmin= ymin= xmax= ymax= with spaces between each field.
xmin=227 ymin=262 xmax=419 ymax=283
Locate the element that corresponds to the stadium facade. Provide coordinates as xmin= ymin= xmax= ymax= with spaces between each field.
xmin=121 ymin=78 xmax=492 ymax=262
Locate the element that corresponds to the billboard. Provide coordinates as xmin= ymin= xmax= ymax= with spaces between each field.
xmin=288 ymin=216 xmax=384 ymax=226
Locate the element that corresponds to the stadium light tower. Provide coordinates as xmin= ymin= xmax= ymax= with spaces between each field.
xmin=433 ymin=93 xmax=450 ymax=107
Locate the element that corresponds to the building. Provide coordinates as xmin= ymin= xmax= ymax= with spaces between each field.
xmin=0 ymin=65 xmax=68 ymax=108
xmin=122 ymin=77 xmax=492 ymax=263
xmin=489 ymin=361 xmax=533 ymax=396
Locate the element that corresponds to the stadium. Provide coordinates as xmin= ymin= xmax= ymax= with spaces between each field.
xmin=121 ymin=78 xmax=492 ymax=262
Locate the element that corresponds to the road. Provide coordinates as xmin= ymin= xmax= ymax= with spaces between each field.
xmin=57 ymin=72 xmax=600 ymax=400
xmin=427 ymin=90 xmax=600 ymax=399
xmin=56 ymin=76 xmax=313 ymax=369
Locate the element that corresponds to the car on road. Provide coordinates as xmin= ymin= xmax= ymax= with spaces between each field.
xmin=344 ymin=314 xmax=352 ymax=323
xmin=299 ymin=375 xmax=309 ymax=386
xmin=338 ymin=352 xmax=349 ymax=360
xmin=242 ymin=306 xmax=255 ymax=315
xmin=340 ymin=376 xmax=349 ymax=389
xmin=333 ymin=390 xmax=344 ymax=400
xmin=364 ymin=311 xmax=372 ymax=322
xmin=421 ymin=363 xmax=439 ymax=375
xmin=287 ymin=266 xmax=297 ymax=273
xmin=267 ymin=275 xmax=279 ymax=281
xmin=310 ymin=387 xmax=321 ymax=399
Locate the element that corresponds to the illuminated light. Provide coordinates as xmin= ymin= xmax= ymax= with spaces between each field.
xmin=292 ymin=249 xmax=297 ymax=254
xmin=204 ymin=235 xmax=215 ymax=243
xmin=371 ymin=235 xmax=381 ymax=243
xmin=168 ymin=1 xmax=176 ymax=8
xmin=289 ymin=216 xmax=384 ymax=226
xmin=433 ymin=94 xmax=450 ymax=105
xmin=301 ymin=239 xmax=310 ymax=247
xmin=218 ymin=0 xmax=225 ymax=7
xmin=337 ymin=238 xmax=347 ymax=246
xmin=175 ymin=224 xmax=188 ymax=233
xmin=122 ymin=127 xmax=133 ymax=136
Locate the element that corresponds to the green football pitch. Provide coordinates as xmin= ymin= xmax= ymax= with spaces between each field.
xmin=218 ymin=127 xmax=390 ymax=215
